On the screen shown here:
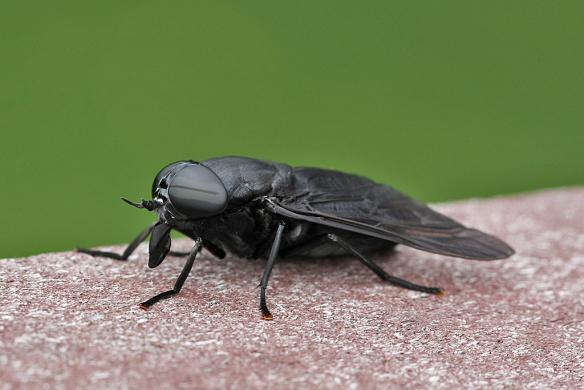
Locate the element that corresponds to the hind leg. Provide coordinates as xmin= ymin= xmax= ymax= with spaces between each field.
xmin=327 ymin=233 xmax=442 ymax=295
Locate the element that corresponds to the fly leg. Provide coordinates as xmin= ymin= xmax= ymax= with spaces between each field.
xmin=77 ymin=222 xmax=156 ymax=260
xmin=169 ymin=251 xmax=190 ymax=257
xmin=170 ymin=240 xmax=226 ymax=259
xmin=140 ymin=238 xmax=203 ymax=309
xmin=259 ymin=221 xmax=286 ymax=320
xmin=327 ymin=233 xmax=442 ymax=295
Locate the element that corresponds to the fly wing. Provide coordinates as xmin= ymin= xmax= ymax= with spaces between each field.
xmin=270 ymin=168 xmax=514 ymax=260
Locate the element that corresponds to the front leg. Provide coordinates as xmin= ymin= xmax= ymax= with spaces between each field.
xmin=169 ymin=239 xmax=226 ymax=259
xmin=77 ymin=222 xmax=156 ymax=260
xmin=140 ymin=238 xmax=203 ymax=309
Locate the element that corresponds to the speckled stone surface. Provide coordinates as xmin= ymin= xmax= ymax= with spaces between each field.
xmin=1 ymin=188 xmax=583 ymax=389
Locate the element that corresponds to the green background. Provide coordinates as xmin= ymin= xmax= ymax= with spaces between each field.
xmin=1 ymin=1 xmax=582 ymax=258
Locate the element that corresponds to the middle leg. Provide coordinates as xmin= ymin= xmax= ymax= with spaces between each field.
xmin=259 ymin=221 xmax=286 ymax=320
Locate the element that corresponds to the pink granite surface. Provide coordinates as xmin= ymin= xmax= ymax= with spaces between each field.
xmin=1 ymin=188 xmax=583 ymax=388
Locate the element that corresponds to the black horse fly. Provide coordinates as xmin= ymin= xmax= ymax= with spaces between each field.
xmin=78 ymin=157 xmax=514 ymax=320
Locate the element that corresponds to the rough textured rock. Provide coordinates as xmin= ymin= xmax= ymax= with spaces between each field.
xmin=1 ymin=188 xmax=583 ymax=389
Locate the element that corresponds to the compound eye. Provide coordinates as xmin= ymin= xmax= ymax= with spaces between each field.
xmin=167 ymin=164 xmax=228 ymax=218
xmin=152 ymin=161 xmax=185 ymax=198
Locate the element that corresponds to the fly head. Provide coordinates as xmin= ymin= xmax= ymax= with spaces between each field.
xmin=121 ymin=160 xmax=229 ymax=268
